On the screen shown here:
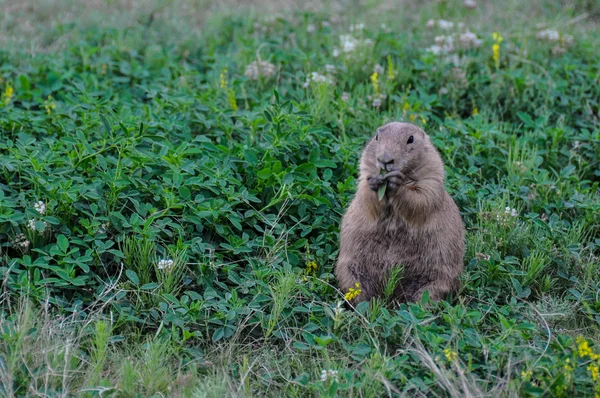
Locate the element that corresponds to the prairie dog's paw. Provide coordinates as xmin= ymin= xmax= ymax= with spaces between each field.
xmin=383 ymin=170 xmax=407 ymax=189
xmin=367 ymin=174 xmax=385 ymax=191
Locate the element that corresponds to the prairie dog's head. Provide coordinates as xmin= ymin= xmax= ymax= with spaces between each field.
xmin=366 ymin=122 xmax=433 ymax=174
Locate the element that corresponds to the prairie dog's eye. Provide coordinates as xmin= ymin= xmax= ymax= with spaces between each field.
xmin=375 ymin=132 xmax=379 ymax=141
xmin=407 ymin=135 xmax=414 ymax=144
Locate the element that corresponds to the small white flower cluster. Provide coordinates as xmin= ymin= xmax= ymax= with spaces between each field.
xmin=13 ymin=233 xmax=31 ymax=250
xmin=306 ymin=24 xmax=316 ymax=33
xmin=98 ymin=223 xmax=108 ymax=234
xmin=427 ymin=31 xmax=482 ymax=55
xmin=349 ymin=23 xmax=364 ymax=32
xmin=244 ymin=60 xmax=276 ymax=80
xmin=368 ymin=93 xmax=387 ymax=108
xmin=373 ymin=63 xmax=384 ymax=74
xmin=338 ymin=34 xmax=358 ymax=54
xmin=27 ymin=219 xmax=46 ymax=232
xmin=536 ymin=29 xmax=573 ymax=54
xmin=324 ymin=64 xmax=336 ymax=74
xmin=426 ymin=19 xmax=464 ymax=31
xmin=572 ymin=141 xmax=581 ymax=150
xmin=459 ymin=31 xmax=483 ymax=49
xmin=425 ymin=19 xmax=482 ymax=57
xmin=427 ymin=35 xmax=454 ymax=55
xmin=536 ymin=29 xmax=560 ymax=42
xmin=464 ymin=0 xmax=477 ymax=9
xmin=341 ymin=92 xmax=351 ymax=102
xmin=496 ymin=206 xmax=518 ymax=221
xmin=303 ymin=71 xmax=334 ymax=88
xmin=34 ymin=201 xmax=46 ymax=215
xmin=320 ymin=369 xmax=339 ymax=382
xmin=157 ymin=258 xmax=174 ymax=270
xmin=332 ymin=33 xmax=373 ymax=58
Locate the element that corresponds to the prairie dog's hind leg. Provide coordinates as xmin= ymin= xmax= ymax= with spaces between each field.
xmin=409 ymin=279 xmax=458 ymax=303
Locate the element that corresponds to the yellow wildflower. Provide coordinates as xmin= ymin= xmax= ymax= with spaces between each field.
xmin=4 ymin=85 xmax=14 ymax=105
xmin=521 ymin=370 xmax=532 ymax=379
xmin=44 ymin=95 xmax=56 ymax=115
xmin=409 ymin=114 xmax=416 ymax=122
xmin=564 ymin=358 xmax=574 ymax=372
xmin=420 ymin=116 xmax=427 ymax=125
xmin=220 ymin=68 xmax=228 ymax=89
xmin=306 ymin=260 xmax=318 ymax=274
xmin=101 ymin=64 xmax=107 ymax=75
xmin=492 ymin=32 xmax=503 ymax=68
xmin=577 ymin=336 xmax=594 ymax=358
xmin=443 ymin=348 xmax=457 ymax=361
xmin=344 ymin=282 xmax=361 ymax=301
xmin=472 ymin=107 xmax=479 ymax=116
xmin=402 ymin=102 xmax=410 ymax=111
xmin=370 ymin=71 xmax=379 ymax=94
xmin=227 ymin=89 xmax=238 ymax=111
xmin=387 ymin=55 xmax=394 ymax=80
xmin=588 ymin=363 xmax=599 ymax=382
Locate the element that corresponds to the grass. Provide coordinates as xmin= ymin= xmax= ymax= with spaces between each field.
xmin=1 ymin=0 xmax=600 ymax=396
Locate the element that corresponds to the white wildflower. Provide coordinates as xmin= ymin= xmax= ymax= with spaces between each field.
xmin=306 ymin=24 xmax=316 ymax=33
xmin=349 ymin=23 xmax=364 ymax=32
xmin=428 ymin=35 xmax=454 ymax=54
xmin=572 ymin=141 xmax=581 ymax=150
xmin=98 ymin=223 xmax=107 ymax=234
xmin=373 ymin=63 xmax=384 ymax=74
xmin=504 ymin=207 xmax=518 ymax=217
xmin=464 ymin=0 xmax=477 ymax=9
xmin=34 ymin=201 xmax=46 ymax=215
xmin=244 ymin=60 xmax=276 ymax=80
xmin=320 ymin=369 xmax=339 ymax=382
xmin=27 ymin=219 xmax=46 ymax=232
xmin=157 ymin=259 xmax=174 ymax=270
xmin=341 ymin=92 xmax=350 ymax=102
xmin=551 ymin=46 xmax=567 ymax=56
xmin=340 ymin=34 xmax=358 ymax=53
xmin=325 ymin=64 xmax=336 ymax=74
xmin=440 ymin=87 xmax=449 ymax=95
xmin=426 ymin=19 xmax=436 ymax=29
xmin=332 ymin=48 xmax=340 ymax=57
xmin=537 ymin=29 xmax=560 ymax=42
xmin=372 ymin=98 xmax=382 ymax=108
xmin=437 ymin=19 xmax=454 ymax=30
xmin=13 ymin=233 xmax=31 ymax=249
xmin=426 ymin=45 xmax=443 ymax=55
xmin=321 ymin=21 xmax=330 ymax=27
xmin=303 ymin=71 xmax=334 ymax=88
xmin=459 ymin=31 xmax=482 ymax=48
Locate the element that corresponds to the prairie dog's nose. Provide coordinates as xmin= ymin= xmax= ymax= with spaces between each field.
xmin=377 ymin=153 xmax=393 ymax=165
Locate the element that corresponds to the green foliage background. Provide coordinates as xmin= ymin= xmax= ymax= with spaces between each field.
xmin=0 ymin=0 xmax=599 ymax=396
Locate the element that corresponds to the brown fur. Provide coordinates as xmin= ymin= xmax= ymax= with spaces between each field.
xmin=335 ymin=122 xmax=465 ymax=304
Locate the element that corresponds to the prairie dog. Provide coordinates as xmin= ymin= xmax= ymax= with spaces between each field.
xmin=335 ymin=122 xmax=465 ymax=303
